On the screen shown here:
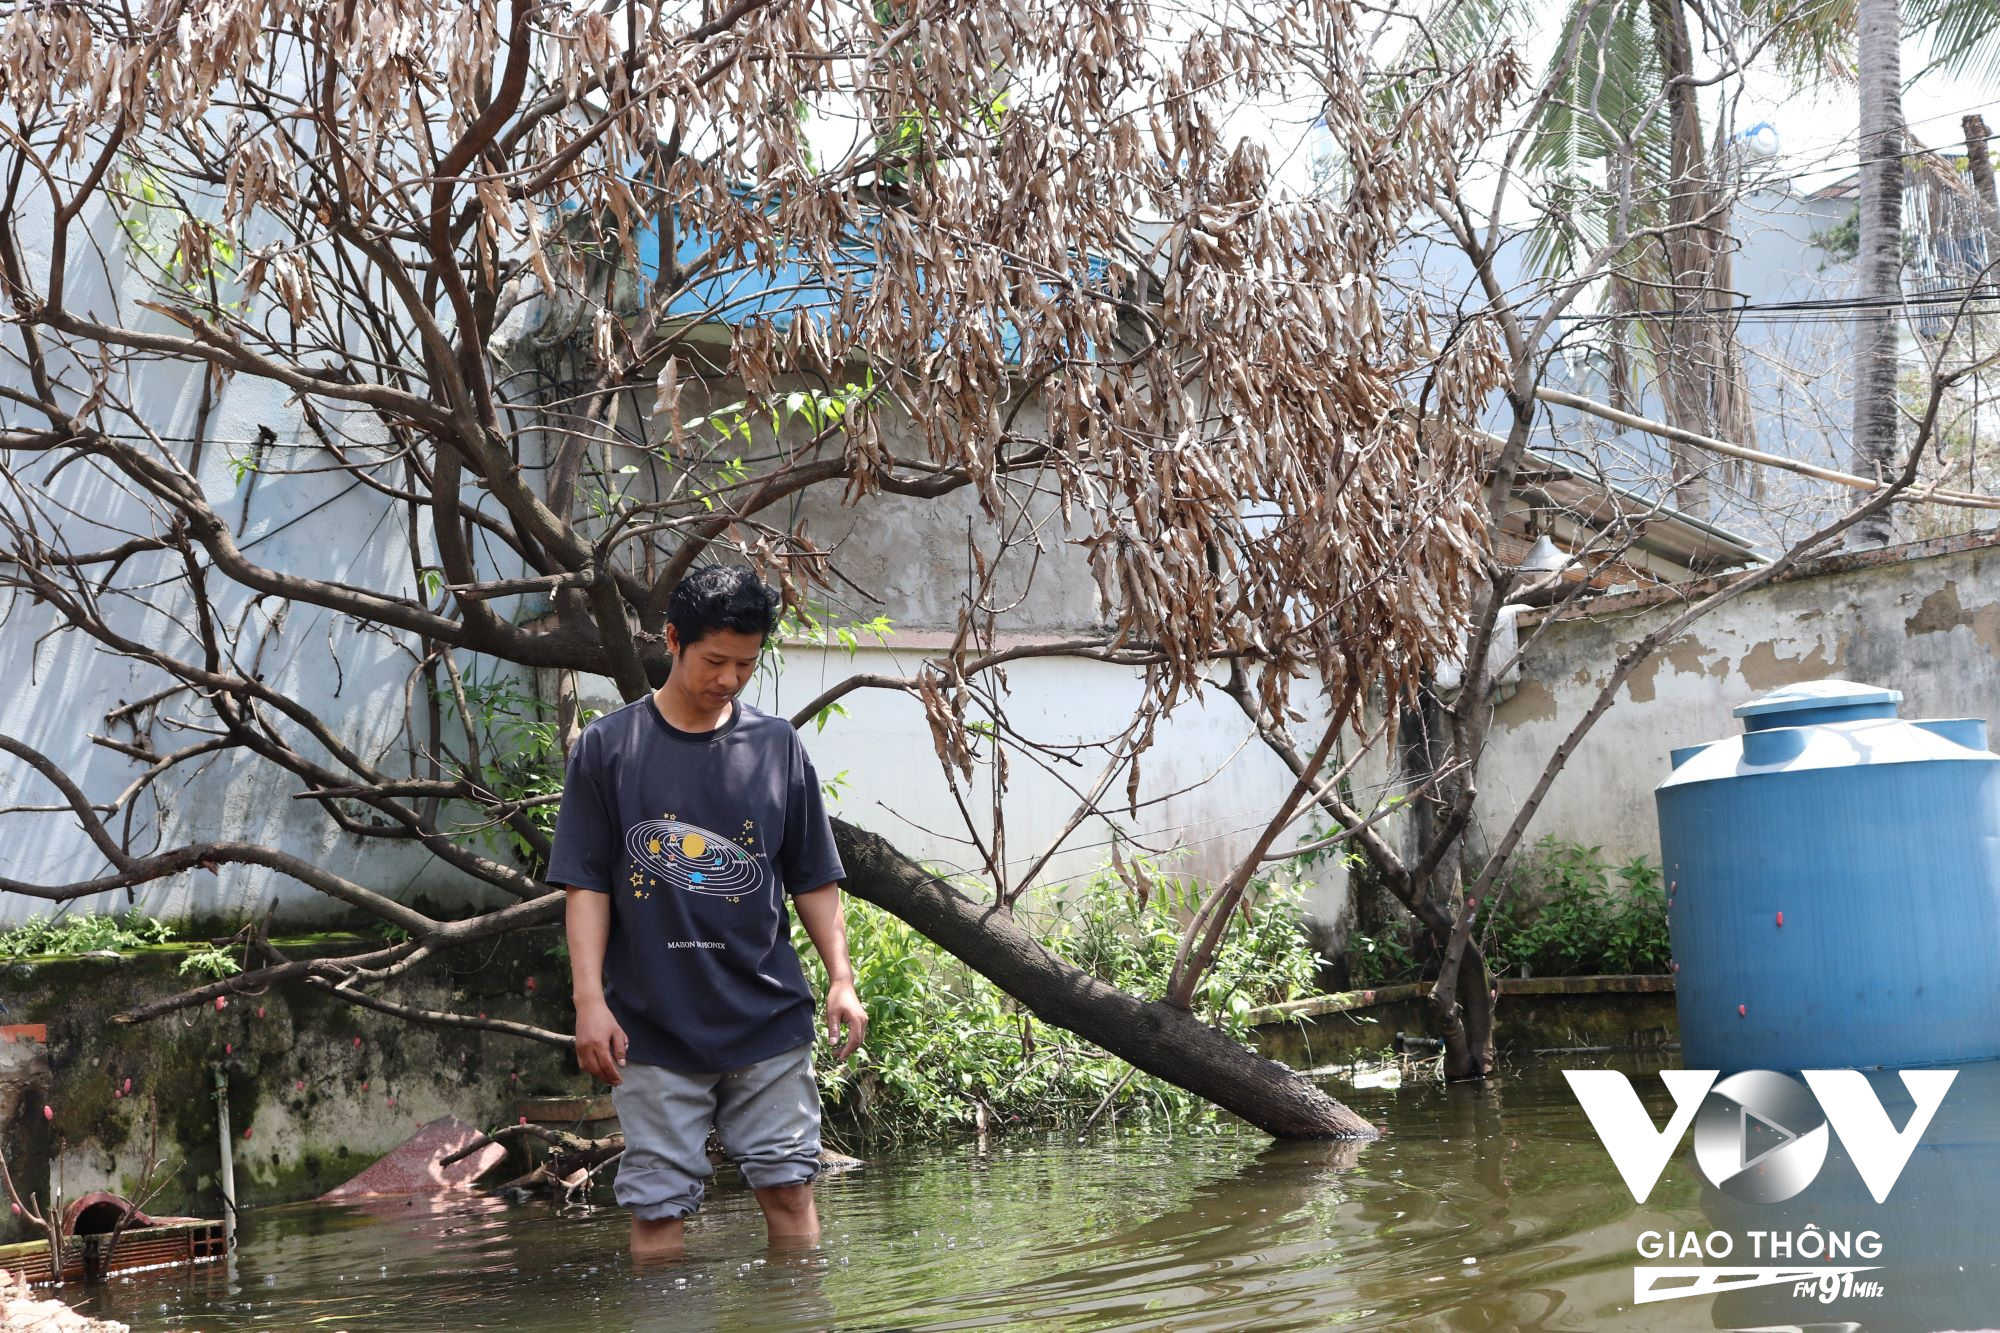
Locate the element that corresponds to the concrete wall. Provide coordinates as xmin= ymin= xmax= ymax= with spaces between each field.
xmin=0 ymin=930 xmax=581 ymax=1243
xmin=16 ymin=184 xmax=1931 ymax=942
xmin=1248 ymin=975 xmax=1679 ymax=1071
xmin=0 ymin=231 xmax=1358 ymax=933
xmin=17 ymin=341 xmax=1994 ymax=949
xmin=1476 ymin=531 xmax=2000 ymax=866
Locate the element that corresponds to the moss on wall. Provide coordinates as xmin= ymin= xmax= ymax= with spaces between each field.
xmin=0 ymin=928 xmax=589 ymax=1240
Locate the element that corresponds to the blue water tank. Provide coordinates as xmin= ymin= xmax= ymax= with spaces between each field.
xmin=1656 ymin=679 xmax=2000 ymax=1072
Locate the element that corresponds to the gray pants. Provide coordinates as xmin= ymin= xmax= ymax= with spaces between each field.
xmin=610 ymin=1043 xmax=822 ymax=1220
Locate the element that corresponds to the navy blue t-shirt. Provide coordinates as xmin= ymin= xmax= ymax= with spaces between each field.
xmin=546 ymin=696 xmax=845 ymax=1073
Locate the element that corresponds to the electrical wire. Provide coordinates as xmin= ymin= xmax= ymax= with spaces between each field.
xmin=1545 ymin=281 xmax=2000 ymax=327
xmin=1723 ymin=98 xmax=2000 ymax=194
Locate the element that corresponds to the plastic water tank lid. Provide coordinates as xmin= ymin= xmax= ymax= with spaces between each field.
xmin=1733 ymin=678 xmax=1903 ymax=719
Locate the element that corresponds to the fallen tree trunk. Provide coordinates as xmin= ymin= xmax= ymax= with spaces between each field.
xmin=832 ymin=820 xmax=1379 ymax=1140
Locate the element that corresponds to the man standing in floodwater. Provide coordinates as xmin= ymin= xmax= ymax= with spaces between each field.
xmin=548 ymin=564 xmax=867 ymax=1259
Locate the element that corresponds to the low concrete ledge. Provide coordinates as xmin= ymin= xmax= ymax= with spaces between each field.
xmin=1247 ymin=974 xmax=1679 ymax=1069
xmin=1497 ymin=973 xmax=1675 ymax=996
xmin=1244 ymin=972 xmax=1675 ymax=1027
xmin=1245 ymin=983 xmax=1427 ymax=1025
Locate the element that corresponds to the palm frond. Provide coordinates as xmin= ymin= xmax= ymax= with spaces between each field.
xmin=1373 ymin=0 xmax=1535 ymax=115
xmin=1525 ymin=0 xmax=1671 ymax=177
xmin=1907 ymin=0 xmax=2000 ymax=84
xmin=1740 ymin=0 xmax=1858 ymax=83
xmin=1520 ymin=0 xmax=1674 ymax=277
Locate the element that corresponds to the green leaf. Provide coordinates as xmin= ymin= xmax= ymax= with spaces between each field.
xmin=178 ymin=945 xmax=242 ymax=979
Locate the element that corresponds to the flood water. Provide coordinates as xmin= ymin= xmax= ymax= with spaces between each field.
xmin=67 ymin=1056 xmax=2000 ymax=1332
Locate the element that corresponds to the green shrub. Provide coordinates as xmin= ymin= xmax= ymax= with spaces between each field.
xmin=177 ymin=943 xmax=244 ymax=978
xmin=1343 ymin=925 xmax=1422 ymax=987
xmin=0 ymin=911 xmax=257 ymax=977
xmin=1482 ymin=837 xmax=1670 ymax=978
xmin=0 ymin=910 xmax=175 ymax=960
xmin=1326 ymin=837 xmax=1672 ymax=984
xmin=439 ymin=682 xmax=599 ymax=873
xmin=792 ymin=864 xmax=1326 ymax=1139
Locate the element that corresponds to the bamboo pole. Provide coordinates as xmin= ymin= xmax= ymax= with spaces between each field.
xmin=1534 ymin=387 xmax=2000 ymax=511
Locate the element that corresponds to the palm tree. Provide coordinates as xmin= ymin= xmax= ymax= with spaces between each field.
xmin=1849 ymin=0 xmax=1904 ymax=546
xmin=1510 ymin=0 xmax=1769 ymax=517
xmin=1418 ymin=0 xmax=1999 ymax=528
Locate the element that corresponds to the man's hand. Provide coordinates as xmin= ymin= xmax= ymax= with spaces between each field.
xmin=574 ymin=997 xmax=629 ymax=1086
xmin=565 ymin=888 xmax=625 ymax=1085
xmin=824 ymin=979 xmax=868 ymax=1062
xmin=794 ymin=885 xmax=866 ymax=1061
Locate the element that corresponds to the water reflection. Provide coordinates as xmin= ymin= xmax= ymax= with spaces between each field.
xmin=64 ymin=1058 xmax=2000 ymax=1331
xmin=1700 ymin=1060 xmax=2000 ymax=1333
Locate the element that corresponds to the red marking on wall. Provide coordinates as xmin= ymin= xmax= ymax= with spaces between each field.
xmin=0 ymin=1024 xmax=47 ymax=1044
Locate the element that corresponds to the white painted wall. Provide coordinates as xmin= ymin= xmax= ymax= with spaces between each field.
xmin=0 ymin=237 xmax=1358 ymax=937
xmin=564 ymin=643 xmax=1361 ymax=927
xmin=0 ymin=187 xmax=532 ymax=926
xmin=4 ymin=167 xmax=1894 ymax=940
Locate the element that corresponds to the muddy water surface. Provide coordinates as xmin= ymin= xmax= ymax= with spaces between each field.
xmin=67 ymin=1057 xmax=2000 ymax=1331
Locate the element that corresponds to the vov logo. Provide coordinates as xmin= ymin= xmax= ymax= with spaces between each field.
xmin=1564 ymin=1068 xmax=1957 ymax=1204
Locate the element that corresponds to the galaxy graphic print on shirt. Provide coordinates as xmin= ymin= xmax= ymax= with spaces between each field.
xmin=622 ymin=816 xmax=765 ymax=901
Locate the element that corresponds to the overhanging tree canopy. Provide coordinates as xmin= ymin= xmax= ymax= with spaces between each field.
xmin=0 ymin=0 xmax=1529 ymax=1136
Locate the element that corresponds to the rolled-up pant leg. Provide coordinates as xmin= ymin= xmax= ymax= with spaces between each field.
xmin=611 ymin=1062 xmax=719 ymax=1220
xmin=715 ymin=1043 xmax=822 ymax=1191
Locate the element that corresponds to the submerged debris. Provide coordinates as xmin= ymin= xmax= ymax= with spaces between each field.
xmin=319 ymin=1117 xmax=508 ymax=1200
xmin=0 ymin=1271 xmax=129 ymax=1331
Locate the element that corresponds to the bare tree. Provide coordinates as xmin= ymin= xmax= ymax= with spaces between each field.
xmin=0 ymin=0 xmax=1542 ymax=1138
xmin=0 ymin=1139 xmax=64 ymax=1285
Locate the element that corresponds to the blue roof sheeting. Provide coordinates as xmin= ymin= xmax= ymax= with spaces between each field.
xmin=632 ymin=209 xmax=876 ymax=328
xmin=626 ymin=204 xmax=1107 ymax=362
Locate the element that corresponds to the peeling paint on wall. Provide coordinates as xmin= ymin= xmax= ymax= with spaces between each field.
xmin=1625 ymin=637 xmax=1722 ymax=703
xmin=1903 ymin=581 xmax=2000 ymax=656
xmin=1737 ymin=638 xmax=1844 ymax=689
xmin=1478 ymin=538 xmax=2000 ymax=867
xmin=1495 ymin=677 xmax=1560 ymax=725
xmin=1905 ymin=583 xmax=1969 ymax=636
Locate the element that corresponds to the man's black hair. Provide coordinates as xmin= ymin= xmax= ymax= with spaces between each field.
xmin=666 ymin=564 xmax=781 ymax=650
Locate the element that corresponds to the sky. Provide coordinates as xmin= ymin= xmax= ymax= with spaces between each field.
xmin=1233 ymin=10 xmax=1997 ymax=223
xmin=1762 ymin=43 xmax=1996 ymax=196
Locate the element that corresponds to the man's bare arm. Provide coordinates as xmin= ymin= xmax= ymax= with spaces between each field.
xmin=566 ymin=887 xmax=628 ymax=1085
xmin=793 ymin=885 xmax=868 ymax=1061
